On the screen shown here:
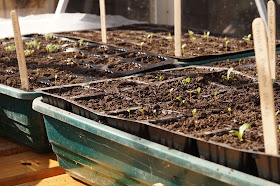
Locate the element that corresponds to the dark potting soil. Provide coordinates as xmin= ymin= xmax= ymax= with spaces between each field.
xmin=0 ymin=34 xmax=172 ymax=90
xmin=43 ymin=65 xmax=280 ymax=152
xmin=57 ymin=24 xmax=256 ymax=59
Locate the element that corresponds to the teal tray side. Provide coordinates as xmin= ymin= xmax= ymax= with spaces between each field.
xmin=0 ymin=84 xmax=51 ymax=153
xmin=33 ymin=97 xmax=278 ymax=186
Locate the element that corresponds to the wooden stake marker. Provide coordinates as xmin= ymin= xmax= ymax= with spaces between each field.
xmin=174 ymin=0 xmax=182 ymax=57
xmin=267 ymin=0 xmax=276 ymax=81
xmin=252 ymin=18 xmax=278 ymax=155
xmin=10 ymin=10 xmax=29 ymax=90
xmin=99 ymin=0 xmax=107 ymax=43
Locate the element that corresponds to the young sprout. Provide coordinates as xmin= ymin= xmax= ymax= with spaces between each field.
xmin=196 ymin=87 xmax=201 ymax=104
xmin=242 ymin=34 xmax=251 ymax=43
xmin=25 ymin=39 xmax=41 ymax=49
xmin=138 ymin=36 xmax=141 ymax=43
xmin=155 ymin=74 xmax=163 ymax=81
xmin=54 ymin=75 xmax=58 ymax=86
xmin=224 ymin=37 xmax=229 ymax=51
xmin=137 ymin=42 xmax=145 ymax=51
xmin=186 ymin=90 xmax=194 ymax=102
xmin=203 ymin=31 xmax=210 ymax=42
xmin=46 ymin=44 xmax=59 ymax=53
xmin=277 ymin=126 xmax=280 ymax=132
xmin=78 ymin=39 xmax=84 ymax=47
xmin=127 ymin=109 xmax=131 ymax=119
xmin=213 ymin=91 xmax=218 ymax=104
xmin=138 ymin=108 xmax=145 ymax=118
xmin=146 ymin=33 xmax=154 ymax=43
xmin=169 ymin=88 xmax=174 ymax=101
xmin=188 ymin=30 xmax=196 ymax=42
xmin=4 ymin=45 xmax=16 ymax=52
xmin=176 ymin=97 xmax=185 ymax=104
xmin=181 ymin=77 xmax=190 ymax=85
xmin=222 ymin=67 xmax=234 ymax=80
xmin=44 ymin=33 xmax=54 ymax=40
xmin=192 ymin=109 xmax=197 ymax=127
xmin=238 ymin=59 xmax=242 ymax=66
xmin=181 ymin=44 xmax=187 ymax=54
xmin=227 ymin=107 xmax=232 ymax=117
xmin=229 ymin=123 xmax=250 ymax=142
xmin=24 ymin=49 xmax=34 ymax=56
xmin=276 ymin=110 xmax=280 ymax=116
xmin=166 ymin=33 xmax=172 ymax=40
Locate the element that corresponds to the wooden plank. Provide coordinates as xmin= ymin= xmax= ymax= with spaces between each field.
xmin=252 ymin=18 xmax=278 ymax=155
xmin=0 ymin=137 xmax=29 ymax=157
xmin=0 ymin=151 xmax=65 ymax=185
xmin=18 ymin=174 xmax=87 ymax=186
xmin=99 ymin=0 xmax=107 ymax=43
xmin=174 ymin=0 xmax=182 ymax=57
xmin=267 ymin=0 xmax=276 ymax=81
xmin=10 ymin=10 xmax=29 ymax=90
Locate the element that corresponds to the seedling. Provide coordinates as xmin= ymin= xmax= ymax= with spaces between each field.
xmin=169 ymin=88 xmax=174 ymax=101
xmin=138 ymin=36 xmax=141 ymax=43
xmin=166 ymin=33 xmax=172 ymax=40
xmin=54 ymin=75 xmax=58 ymax=86
xmin=186 ymin=90 xmax=194 ymax=102
xmin=46 ymin=44 xmax=59 ymax=53
xmin=192 ymin=109 xmax=197 ymax=127
xmin=44 ymin=33 xmax=54 ymax=40
xmin=224 ymin=37 xmax=229 ymax=51
xmin=213 ymin=91 xmax=218 ymax=104
xmin=4 ymin=45 xmax=16 ymax=52
xmin=203 ymin=31 xmax=210 ymax=42
xmin=227 ymin=107 xmax=232 ymax=117
xmin=138 ymin=108 xmax=145 ymax=118
xmin=176 ymin=97 xmax=185 ymax=104
xmin=188 ymin=30 xmax=196 ymax=42
xmin=127 ymin=109 xmax=131 ymax=119
xmin=25 ymin=39 xmax=41 ymax=49
xmin=196 ymin=87 xmax=201 ymax=104
xmin=181 ymin=44 xmax=187 ymax=54
xmin=242 ymin=34 xmax=251 ymax=43
xmin=229 ymin=123 xmax=250 ymax=142
xmin=238 ymin=59 xmax=242 ymax=66
xmin=137 ymin=42 xmax=145 ymax=51
xmin=155 ymin=74 xmax=163 ymax=81
xmin=24 ymin=49 xmax=34 ymax=56
xmin=276 ymin=110 xmax=280 ymax=116
xmin=277 ymin=126 xmax=280 ymax=132
xmin=222 ymin=67 xmax=234 ymax=80
xmin=78 ymin=39 xmax=84 ymax=47
xmin=146 ymin=33 xmax=154 ymax=43
xmin=181 ymin=77 xmax=190 ymax=85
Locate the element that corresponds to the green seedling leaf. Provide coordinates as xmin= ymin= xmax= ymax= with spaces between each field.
xmin=222 ymin=67 xmax=234 ymax=80
xmin=277 ymin=126 xmax=280 ymax=132
xmin=155 ymin=74 xmax=162 ymax=81
xmin=242 ymin=34 xmax=251 ymax=41
xmin=181 ymin=44 xmax=187 ymax=53
xmin=192 ymin=108 xmax=196 ymax=115
xmin=46 ymin=44 xmax=59 ymax=53
xmin=276 ymin=110 xmax=280 ymax=116
xmin=4 ymin=45 xmax=16 ymax=52
xmin=176 ymin=97 xmax=185 ymax=103
xmin=212 ymin=91 xmax=217 ymax=96
xmin=196 ymin=87 xmax=201 ymax=94
xmin=25 ymin=39 xmax=41 ymax=49
xmin=229 ymin=123 xmax=250 ymax=142
xmin=24 ymin=49 xmax=34 ymax=56
xmin=166 ymin=33 xmax=172 ymax=40
xmin=44 ymin=33 xmax=54 ymax=40
xmin=203 ymin=31 xmax=210 ymax=42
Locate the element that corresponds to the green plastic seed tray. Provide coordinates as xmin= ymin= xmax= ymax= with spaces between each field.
xmin=32 ymin=97 xmax=277 ymax=186
xmin=0 ymin=84 xmax=51 ymax=153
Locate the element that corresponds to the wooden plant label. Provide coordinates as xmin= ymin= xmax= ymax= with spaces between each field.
xmin=252 ymin=18 xmax=278 ymax=155
xmin=99 ymin=0 xmax=107 ymax=43
xmin=174 ymin=0 xmax=182 ymax=57
xmin=267 ymin=0 xmax=276 ymax=81
xmin=10 ymin=10 xmax=29 ymax=90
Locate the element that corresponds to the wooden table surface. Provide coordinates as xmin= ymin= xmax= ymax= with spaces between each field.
xmin=0 ymin=137 xmax=87 ymax=186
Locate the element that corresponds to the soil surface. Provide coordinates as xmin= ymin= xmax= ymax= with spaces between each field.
xmin=57 ymin=24 xmax=257 ymax=59
xmin=43 ymin=66 xmax=280 ymax=153
xmin=0 ymin=34 xmax=172 ymax=90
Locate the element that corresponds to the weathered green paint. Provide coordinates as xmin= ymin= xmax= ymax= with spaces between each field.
xmin=33 ymin=97 xmax=278 ymax=186
xmin=0 ymin=84 xmax=51 ymax=153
